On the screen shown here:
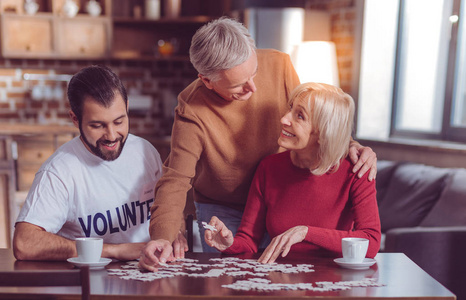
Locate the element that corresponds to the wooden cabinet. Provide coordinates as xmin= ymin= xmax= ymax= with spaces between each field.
xmin=0 ymin=0 xmax=229 ymax=60
xmin=0 ymin=0 xmax=111 ymax=59
xmin=15 ymin=134 xmax=74 ymax=191
xmin=56 ymin=16 xmax=110 ymax=58
xmin=0 ymin=123 xmax=78 ymax=248
xmin=0 ymin=14 xmax=54 ymax=58
xmin=0 ymin=134 xmax=75 ymax=248
xmin=0 ymin=136 xmax=15 ymax=248
xmin=15 ymin=137 xmax=56 ymax=191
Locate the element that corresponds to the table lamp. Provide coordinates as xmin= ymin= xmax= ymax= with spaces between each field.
xmin=290 ymin=41 xmax=340 ymax=87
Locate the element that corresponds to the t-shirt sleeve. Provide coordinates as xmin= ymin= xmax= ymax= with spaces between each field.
xmin=16 ymin=170 xmax=70 ymax=234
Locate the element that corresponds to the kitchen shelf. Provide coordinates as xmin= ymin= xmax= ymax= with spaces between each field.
xmin=112 ymin=15 xmax=212 ymax=24
xmin=0 ymin=0 xmax=226 ymax=60
xmin=112 ymin=15 xmax=211 ymax=60
xmin=110 ymin=53 xmax=190 ymax=62
xmin=0 ymin=0 xmax=112 ymax=59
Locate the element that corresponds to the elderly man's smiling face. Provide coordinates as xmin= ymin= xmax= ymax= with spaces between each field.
xmin=200 ymin=52 xmax=258 ymax=102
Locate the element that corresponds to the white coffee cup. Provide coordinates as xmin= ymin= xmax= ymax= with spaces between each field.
xmin=341 ymin=237 xmax=369 ymax=263
xmin=76 ymin=237 xmax=103 ymax=263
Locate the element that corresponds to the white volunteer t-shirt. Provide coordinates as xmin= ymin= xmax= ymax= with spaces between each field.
xmin=16 ymin=134 xmax=162 ymax=243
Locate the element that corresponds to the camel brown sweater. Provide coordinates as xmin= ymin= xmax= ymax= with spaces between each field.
xmin=150 ymin=49 xmax=300 ymax=242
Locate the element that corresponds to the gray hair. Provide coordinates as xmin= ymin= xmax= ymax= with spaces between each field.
xmin=189 ymin=17 xmax=256 ymax=82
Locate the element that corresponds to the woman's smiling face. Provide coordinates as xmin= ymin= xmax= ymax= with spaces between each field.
xmin=278 ymin=97 xmax=318 ymax=151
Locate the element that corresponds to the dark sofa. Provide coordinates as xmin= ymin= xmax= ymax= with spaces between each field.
xmin=377 ymin=160 xmax=466 ymax=300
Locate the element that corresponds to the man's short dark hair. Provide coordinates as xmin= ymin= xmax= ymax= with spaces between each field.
xmin=67 ymin=65 xmax=128 ymax=122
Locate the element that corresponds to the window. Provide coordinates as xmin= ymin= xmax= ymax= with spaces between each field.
xmin=450 ymin=0 xmax=466 ymax=135
xmin=357 ymin=0 xmax=465 ymax=142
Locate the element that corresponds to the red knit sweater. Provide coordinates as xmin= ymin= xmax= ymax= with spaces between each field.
xmin=224 ymin=151 xmax=381 ymax=258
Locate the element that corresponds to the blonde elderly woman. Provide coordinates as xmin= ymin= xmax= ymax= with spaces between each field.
xmin=205 ymin=82 xmax=381 ymax=263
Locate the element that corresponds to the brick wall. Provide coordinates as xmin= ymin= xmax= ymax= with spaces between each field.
xmin=307 ymin=0 xmax=357 ymax=94
xmin=0 ymin=58 xmax=197 ymax=137
xmin=0 ymin=0 xmax=357 ymax=137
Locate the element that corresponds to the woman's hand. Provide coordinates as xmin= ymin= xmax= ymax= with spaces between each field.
xmin=204 ymin=216 xmax=234 ymax=251
xmin=258 ymin=226 xmax=308 ymax=264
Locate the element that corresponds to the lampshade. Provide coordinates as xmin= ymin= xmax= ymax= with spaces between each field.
xmin=290 ymin=41 xmax=340 ymax=87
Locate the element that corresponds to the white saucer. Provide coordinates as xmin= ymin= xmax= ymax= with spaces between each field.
xmin=334 ymin=258 xmax=376 ymax=270
xmin=67 ymin=257 xmax=112 ymax=270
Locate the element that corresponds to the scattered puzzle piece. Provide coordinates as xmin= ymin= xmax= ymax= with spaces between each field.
xmin=107 ymin=256 xmax=385 ymax=293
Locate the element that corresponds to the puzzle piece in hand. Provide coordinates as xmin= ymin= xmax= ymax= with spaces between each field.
xmin=202 ymin=221 xmax=218 ymax=232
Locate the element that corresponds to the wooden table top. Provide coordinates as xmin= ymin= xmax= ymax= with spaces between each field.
xmin=0 ymin=249 xmax=456 ymax=300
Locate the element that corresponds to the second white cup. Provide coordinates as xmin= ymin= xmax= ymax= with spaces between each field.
xmin=76 ymin=237 xmax=103 ymax=263
xmin=341 ymin=237 xmax=369 ymax=263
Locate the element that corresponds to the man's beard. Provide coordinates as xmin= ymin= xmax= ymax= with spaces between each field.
xmin=79 ymin=127 xmax=127 ymax=161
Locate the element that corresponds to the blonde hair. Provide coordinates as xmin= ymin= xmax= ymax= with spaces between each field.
xmin=290 ymin=82 xmax=355 ymax=175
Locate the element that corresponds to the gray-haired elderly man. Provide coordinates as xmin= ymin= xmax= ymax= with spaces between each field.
xmin=140 ymin=17 xmax=377 ymax=271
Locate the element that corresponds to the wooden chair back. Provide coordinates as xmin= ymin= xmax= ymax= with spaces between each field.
xmin=186 ymin=214 xmax=194 ymax=252
xmin=0 ymin=266 xmax=90 ymax=300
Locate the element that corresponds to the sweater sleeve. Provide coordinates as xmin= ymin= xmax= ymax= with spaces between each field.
xmin=283 ymin=52 xmax=301 ymax=98
xmin=223 ymin=161 xmax=268 ymax=254
xmin=304 ymin=172 xmax=382 ymax=258
xmin=149 ymin=112 xmax=204 ymax=242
